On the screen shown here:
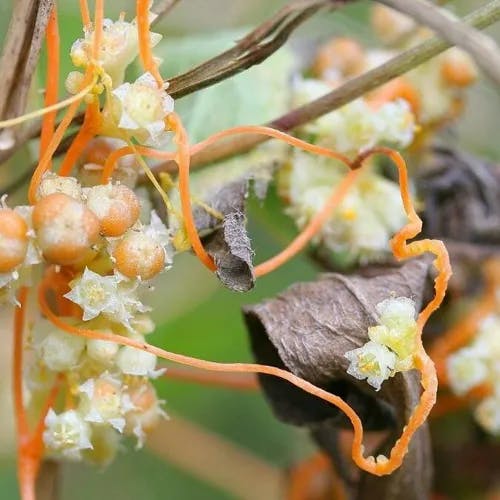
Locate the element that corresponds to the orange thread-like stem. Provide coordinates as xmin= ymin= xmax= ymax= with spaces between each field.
xmin=136 ymin=0 xmax=163 ymax=86
xmin=28 ymin=71 xmax=93 ymax=204
xmin=39 ymin=6 xmax=60 ymax=165
xmin=101 ymin=145 xmax=175 ymax=183
xmin=59 ymin=101 xmax=100 ymax=176
xmin=79 ymin=0 xmax=91 ymax=27
xmin=163 ymin=366 xmax=259 ymax=392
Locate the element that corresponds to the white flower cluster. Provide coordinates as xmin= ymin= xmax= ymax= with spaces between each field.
xmin=67 ymin=11 xmax=174 ymax=147
xmin=292 ymin=78 xmax=415 ymax=155
xmin=30 ymin=309 xmax=166 ymax=463
xmin=447 ymin=314 xmax=500 ymax=435
xmin=368 ymin=6 xmax=477 ymax=125
xmin=70 ymin=15 xmax=162 ymax=88
xmin=345 ymin=297 xmax=418 ymax=390
xmin=280 ymin=150 xmax=407 ymax=264
xmin=0 ymin=170 xmax=173 ymax=464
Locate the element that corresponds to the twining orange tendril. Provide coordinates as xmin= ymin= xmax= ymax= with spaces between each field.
xmin=40 ymin=159 xmax=450 ymax=477
xmin=101 ymin=145 xmax=175 ymax=183
xmin=13 ymin=287 xmax=62 ymax=500
xmin=169 ymin=118 xmax=356 ymax=274
xmin=168 ymin=113 xmax=216 ymax=270
xmin=29 ymin=0 xmax=104 ymax=202
xmin=29 ymin=84 xmax=86 ymax=203
xmin=59 ymin=101 xmax=101 ymax=176
xmin=13 ymin=287 xmax=29 ymax=440
xmin=163 ymin=366 xmax=259 ymax=392
xmin=430 ymin=258 xmax=500 ymax=384
xmin=136 ymin=0 xmax=163 ymax=86
xmin=39 ymin=6 xmax=60 ymax=166
xmin=79 ymin=0 xmax=91 ymax=28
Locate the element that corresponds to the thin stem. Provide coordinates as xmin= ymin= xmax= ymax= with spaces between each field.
xmin=59 ymin=101 xmax=99 ymax=176
xmin=379 ymin=0 xmax=500 ymax=85
xmin=0 ymin=79 xmax=94 ymax=131
xmin=13 ymin=287 xmax=29 ymax=440
xmin=163 ymin=366 xmax=259 ymax=391
xmin=137 ymin=0 xmax=163 ymax=86
xmin=151 ymin=0 xmax=500 ymax=176
xmin=39 ymin=5 xmax=59 ymax=166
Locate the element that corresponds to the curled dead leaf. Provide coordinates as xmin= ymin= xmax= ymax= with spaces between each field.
xmin=243 ymin=257 xmax=434 ymax=499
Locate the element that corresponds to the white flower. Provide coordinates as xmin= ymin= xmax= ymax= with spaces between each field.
xmin=376 ymin=297 xmax=417 ymax=331
xmin=282 ymin=150 xmax=406 ymax=264
xmin=83 ymin=425 xmax=121 ymax=467
xmin=70 ymin=18 xmax=162 ymax=87
xmin=32 ymin=321 xmax=86 ymax=371
xmin=345 ymin=340 xmax=396 ymax=390
xmin=112 ymin=72 xmax=174 ymax=146
xmin=474 ymin=394 xmax=500 ymax=435
xmin=65 ymin=268 xmax=122 ymax=321
xmin=43 ymin=409 xmax=93 ymax=460
xmin=291 ymin=79 xmax=415 ymax=154
xmin=37 ymin=172 xmax=82 ymax=201
xmin=64 ymin=268 xmax=149 ymax=329
xmin=86 ymin=337 xmax=119 ymax=365
xmin=376 ymin=99 xmax=415 ymax=147
xmin=78 ymin=375 xmax=134 ymax=433
xmin=14 ymin=205 xmax=42 ymax=267
xmin=447 ymin=347 xmax=489 ymax=396
xmin=475 ymin=315 xmax=500 ymax=359
xmin=116 ymin=345 xmax=161 ymax=377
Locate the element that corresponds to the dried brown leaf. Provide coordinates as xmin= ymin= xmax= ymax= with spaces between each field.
xmin=418 ymin=146 xmax=500 ymax=245
xmin=243 ymin=257 xmax=435 ymax=499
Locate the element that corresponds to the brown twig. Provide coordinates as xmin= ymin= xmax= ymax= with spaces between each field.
xmin=0 ymin=0 xmax=341 ymax=168
xmin=165 ymin=0 xmax=343 ymax=98
xmin=151 ymin=0 xmax=182 ymax=25
xmin=149 ymin=0 xmax=500 ymax=176
xmin=379 ymin=0 xmax=500 ymax=86
xmin=0 ymin=0 xmax=53 ymax=148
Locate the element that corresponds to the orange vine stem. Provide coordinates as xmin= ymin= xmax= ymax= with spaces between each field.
xmin=13 ymin=287 xmax=29 ymax=441
xmin=79 ymin=0 xmax=91 ymax=28
xmin=39 ymin=6 xmax=60 ymax=165
xmin=163 ymin=365 xmax=259 ymax=392
xmin=59 ymin=101 xmax=100 ymax=176
xmin=101 ymin=145 xmax=175 ymax=183
xmin=28 ymin=70 xmax=94 ymax=204
xmin=255 ymin=168 xmax=359 ymax=277
xmin=136 ymin=0 xmax=163 ymax=86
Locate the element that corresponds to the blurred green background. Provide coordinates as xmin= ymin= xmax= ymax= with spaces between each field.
xmin=0 ymin=1 xmax=498 ymax=498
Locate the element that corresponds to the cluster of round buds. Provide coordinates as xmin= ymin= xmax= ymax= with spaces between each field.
xmin=69 ymin=14 xmax=162 ymax=88
xmin=447 ymin=314 xmax=500 ymax=435
xmin=345 ymin=297 xmax=418 ymax=390
xmin=291 ymin=79 xmax=415 ymax=155
xmin=279 ymin=150 xmax=407 ymax=265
